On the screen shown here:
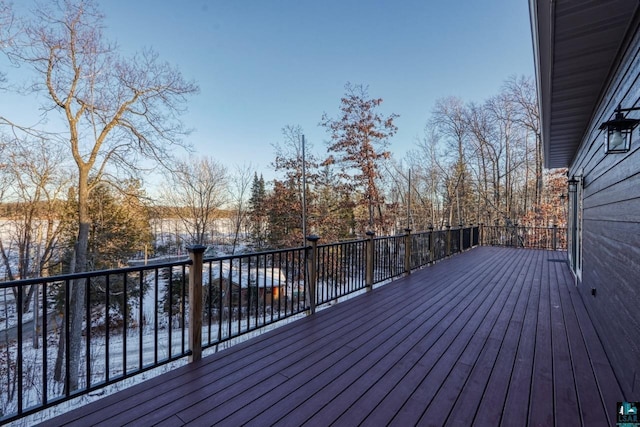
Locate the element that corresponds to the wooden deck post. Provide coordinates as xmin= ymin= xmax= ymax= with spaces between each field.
xmin=445 ymin=224 xmax=451 ymax=257
xmin=404 ymin=228 xmax=412 ymax=275
xmin=306 ymin=235 xmax=319 ymax=314
xmin=428 ymin=225 xmax=434 ymax=263
xmin=187 ymin=245 xmax=206 ymax=363
xmin=365 ymin=231 xmax=375 ymax=288
xmin=479 ymin=223 xmax=483 ymax=246
xmin=459 ymin=223 xmax=464 ymax=253
xmin=552 ymin=223 xmax=558 ymax=250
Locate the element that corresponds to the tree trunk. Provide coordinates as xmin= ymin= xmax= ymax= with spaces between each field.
xmin=53 ymin=314 xmax=65 ymax=382
xmin=54 ymin=243 xmax=75 ymax=383
xmin=66 ymin=171 xmax=90 ymax=392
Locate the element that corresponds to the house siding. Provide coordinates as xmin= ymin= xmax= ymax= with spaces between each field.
xmin=568 ymin=20 xmax=640 ymax=400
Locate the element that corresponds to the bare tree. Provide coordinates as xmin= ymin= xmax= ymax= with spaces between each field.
xmin=0 ymin=0 xmax=15 ymax=84
xmin=430 ymin=97 xmax=473 ymax=226
xmin=466 ymin=101 xmax=503 ymax=224
xmin=503 ymin=75 xmax=542 ymax=208
xmin=160 ymin=157 xmax=229 ymax=246
xmin=419 ymin=77 xmax=543 ymax=227
xmin=0 ymin=0 xmax=198 ymax=391
xmin=0 ymin=137 xmax=71 ymax=305
xmin=406 ymin=127 xmax=446 ymax=228
xmin=485 ymin=91 xmax=526 ymax=221
xmin=228 ymin=164 xmax=253 ymax=254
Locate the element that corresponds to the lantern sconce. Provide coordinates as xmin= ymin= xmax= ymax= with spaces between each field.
xmin=568 ymin=176 xmax=579 ymax=194
xmin=599 ymin=104 xmax=640 ymax=154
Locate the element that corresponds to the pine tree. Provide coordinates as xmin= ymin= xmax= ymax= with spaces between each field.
xmin=248 ymin=173 xmax=267 ymax=248
xmin=313 ymin=165 xmax=355 ymax=241
xmin=265 ymin=180 xmax=300 ymax=248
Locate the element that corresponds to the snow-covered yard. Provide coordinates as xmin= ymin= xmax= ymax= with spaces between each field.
xmin=0 ymin=255 xmax=316 ymax=424
xmin=0 ymin=233 xmax=376 ymax=425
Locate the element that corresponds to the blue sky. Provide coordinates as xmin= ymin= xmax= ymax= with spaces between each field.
xmin=4 ymin=0 xmax=534 ymax=182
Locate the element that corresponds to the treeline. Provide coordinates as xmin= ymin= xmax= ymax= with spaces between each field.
xmin=0 ymin=77 xmax=567 ymax=284
xmin=0 ymin=3 xmax=567 ymax=284
xmin=245 ymin=78 xmax=566 ymax=249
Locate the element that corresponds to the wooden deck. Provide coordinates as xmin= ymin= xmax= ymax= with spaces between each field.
xmin=38 ymin=247 xmax=623 ymax=426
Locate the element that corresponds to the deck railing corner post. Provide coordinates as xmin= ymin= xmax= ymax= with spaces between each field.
xmin=404 ymin=228 xmax=412 ymax=275
xmin=552 ymin=223 xmax=558 ymax=251
xmin=305 ymin=235 xmax=320 ymax=314
xmin=187 ymin=244 xmax=206 ymax=363
xmin=445 ymin=224 xmax=451 ymax=257
xmin=458 ymin=223 xmax=464 ymax=253
xmin=365 ymin=231 xmax=375 ymax=288
xmin=428 ymin=225 xmax=435 ymax=263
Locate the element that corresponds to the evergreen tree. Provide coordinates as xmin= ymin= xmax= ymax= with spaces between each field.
xmin=60 ymin=180 xmax=153 ymax=271
xmin=313 ymin=165 xmax=355 ymax=241
xmin=270 ymin=125 xmax=319 ymax=246
xmin=248 ymin=173 xmax=267 ymax=248
xmin=265 ymin=180 xmax=301 ymax=248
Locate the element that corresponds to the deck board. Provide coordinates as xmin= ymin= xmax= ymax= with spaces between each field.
xmin=389 ymin=252 xmax=515 ymax=426
xmin=356 ymin=251 xmax=505 ymax=426
xmin=529 ymin=249 xmax=555 ymax=426
xmin=37 ymin=247 xmax=623 ymax=427
xmin=417 ymin=247 xmax=535 ymax=426
xmin=499 ymin=249 xmax=543 ymax=426
xmin=462 ymin=249 xmax=539 ymax=426
xmin=549 ymin=253 xmax=581 ymax=427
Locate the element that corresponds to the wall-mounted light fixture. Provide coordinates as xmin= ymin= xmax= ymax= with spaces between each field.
xmin=568 ymin=176 xmax=579 ymax=194
xmin=599 ymin=104 xmax=640 ymax=153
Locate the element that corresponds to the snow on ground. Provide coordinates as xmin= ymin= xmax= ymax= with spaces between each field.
xmin=0 ymin=229 xmax=374 ymax=425
xmin=0 ymin=263 xmax=313 ymax=425
xmin=4 ymin=309 xmax=311 ymax=427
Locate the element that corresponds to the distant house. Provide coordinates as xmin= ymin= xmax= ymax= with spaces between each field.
xmin=206 ymin=263 xmax=290 ymax=307
xmin=531 ymin=0 xmax=640 ymax=399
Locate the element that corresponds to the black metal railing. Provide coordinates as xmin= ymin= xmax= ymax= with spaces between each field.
xmin=410 ymin=231 xmax=431 ymax=269
xmin=481 ymin=225 xmax=567 ymax=250
xmin=0 ymin=225 xmax=480 ymax=424
xmin=315 ymin=239 xmax=367 ymax=305
xmin=373 ymin=235 xmax=406 ymax=283
xmin=0 ymin=259 xmax=192 ymax=424
xmin=200 ymin=246 xmax=309 ymax=348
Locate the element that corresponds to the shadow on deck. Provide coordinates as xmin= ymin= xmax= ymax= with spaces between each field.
xmin=38 ymin=247 xmax=623 ymax=426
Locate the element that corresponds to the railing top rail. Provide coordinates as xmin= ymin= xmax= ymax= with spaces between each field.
xmin=373 ymin=234 xmax=405 ymax=241
xmin=317 ymin=238 xmax=367 ymax=249
xmin=0 ymin=258 xmax=193 ymax=288
xmin=203 ymin=245 xmax=307 ymax=261
xmin=1 ymin=245 xmax=316 ymax=289
xmin=482 ymin=225 xmax=567 ymax=229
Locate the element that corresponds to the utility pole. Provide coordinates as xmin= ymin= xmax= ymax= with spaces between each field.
xmin=407 ymin=169 xmax=411 ymax=229
xmin=302 ymin=134 xmax=307 ymax=244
